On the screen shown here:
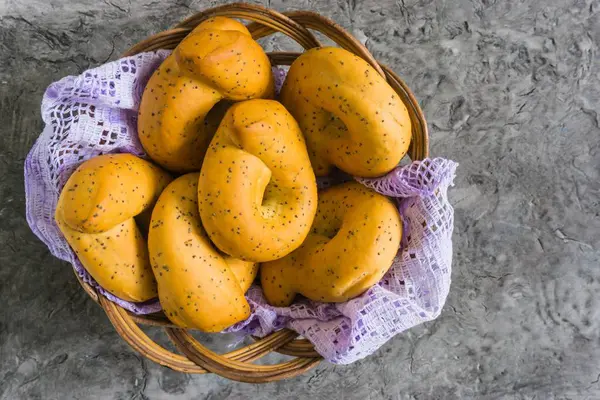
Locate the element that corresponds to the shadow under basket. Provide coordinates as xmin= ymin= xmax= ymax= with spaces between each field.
xmin=76 ymin=2 xmax=429 ymax=383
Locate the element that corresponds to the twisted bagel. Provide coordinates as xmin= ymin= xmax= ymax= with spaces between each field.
xmin=280 ymin=47 xmax=412 ymax=178
xmin=261 ymin=182 xmax=402 ymax=306
xmin=55 ymin=154 xmax=172 ymax=302
xmin=138 ymin=17 xmax=274 ymax=172
xmin=198 ymin=99 xmax=318 ymax=262
xmin=149 ymin=173 xmax=257 ymax=331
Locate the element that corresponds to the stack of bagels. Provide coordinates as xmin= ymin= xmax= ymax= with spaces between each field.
xmin=56 ymin=17 xmax=412 ymax=332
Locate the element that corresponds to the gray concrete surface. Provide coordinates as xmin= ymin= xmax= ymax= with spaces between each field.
xmin=1 ymin=0 xmax=599 ymax=398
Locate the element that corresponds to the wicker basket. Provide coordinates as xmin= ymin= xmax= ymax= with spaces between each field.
xmin=75 ymin=2 xmax=429 ymax=383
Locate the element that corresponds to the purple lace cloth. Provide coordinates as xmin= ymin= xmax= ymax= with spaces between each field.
xmin=25 ymin=51 xmax=457 ymax=364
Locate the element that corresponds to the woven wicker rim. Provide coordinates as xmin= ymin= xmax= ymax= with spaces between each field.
xmin=77 ymin=2 xmax=429 ymax=383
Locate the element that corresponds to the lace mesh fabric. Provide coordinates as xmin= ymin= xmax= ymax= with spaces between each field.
xmin=25 ymin=51 xmax=457 ymax=364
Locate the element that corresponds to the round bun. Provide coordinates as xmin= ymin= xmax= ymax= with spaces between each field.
xmin=138 ymin=17 xmax=274 ymax=172
xmin=198 ymin=99 xmax=318 ymax=262
xmin=148 ymin=173 xmax=257 ymax=332
xmin=261 ymin=182 xmax=402 ymax=306
xmin=281 ymin=47 xmax=411 ymax=178
xmin=55 ymin=154 xmax=172 ymax=302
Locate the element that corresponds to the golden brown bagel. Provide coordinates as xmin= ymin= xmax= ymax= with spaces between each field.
xmin=149 ymin=173 xmax=257 ymax=331
xmin=55 ymin=154 xmax=172 ymax=302
xmin=198 ymin=99 xmax=318 ymax=262
xmin=138 ymin=17 xmax=274 ymax=172
xmin=280 ymin=47 xmax=412 ymax=178
xmin=261 ymin=182 xmax=402 ymax=306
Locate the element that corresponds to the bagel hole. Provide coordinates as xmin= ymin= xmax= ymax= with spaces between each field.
xmin=320 ymin=225 xmax=342 ymax=240
xmin=314 ymin=215 xmax=344 ymax=240
xmin=318 ymin=109 xmax=351 ymax=146
xmin=321 ymin=110 xmax=345 ymax=132
xmin=259 ymin=182 xmax=280 ymax=220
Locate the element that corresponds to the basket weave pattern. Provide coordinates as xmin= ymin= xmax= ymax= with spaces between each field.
xmin=76 ymin=2 xmax=429 ymax=383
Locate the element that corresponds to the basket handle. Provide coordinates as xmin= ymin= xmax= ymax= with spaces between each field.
xmin=99 ymin=296 xmax=320 ymax=382
xmin=247 ymin=11 xmax=385 ymax=77
xmin=125 ymin=3 xmax=320 ymax=56
xmin=175 ymin=3 xmax=386 ymax=76
xmin=127 ymin=3 xmax=385 ymax=77
xmin=173 ymin=2 xmax=321 ymax=50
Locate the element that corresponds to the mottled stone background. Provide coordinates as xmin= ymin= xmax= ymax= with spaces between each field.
xmin=1 ymin=0 xmax=599 ymax=398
